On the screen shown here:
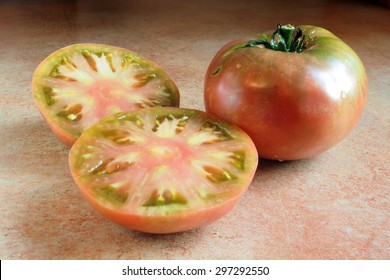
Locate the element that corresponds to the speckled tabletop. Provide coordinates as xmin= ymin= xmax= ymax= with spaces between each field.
xmin=1 ymin=0 xmax=389 ymax=259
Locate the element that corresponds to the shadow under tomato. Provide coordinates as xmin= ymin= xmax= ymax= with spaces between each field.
xmin=254 ymin=157 xmax=296 ymax=178
xmin=258 ymin=158 xmax=293 ymax=170
xmin=249 ymin=155 xmax=322 ymax=192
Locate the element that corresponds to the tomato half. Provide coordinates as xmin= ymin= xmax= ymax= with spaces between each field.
xmin=204 ymin=24 xmax=368 ymax=160
xmin=32 ymin=44 xmax=179 ymax=146
xmin=69 ymin=108 xmax=258 ymax=234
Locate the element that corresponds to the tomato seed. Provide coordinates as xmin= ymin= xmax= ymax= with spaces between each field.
xmin=61 ymin=57 xmax=77 ymax=70
xmin=133 ymin=73 xmax=156 ymax=88
xmin=82 ymin=49 xmax=98 ymax=72
xmin=87 ymin=158 xmax=114 ymax=174
xmin=105 ymin=161 xmax=133 ymax=174
xmin=203 ymin=165 xmax=236 ymax=182
xmin=105 ymin=52 xmax=116 ymax=72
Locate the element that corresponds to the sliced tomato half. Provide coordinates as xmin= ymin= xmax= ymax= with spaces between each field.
xmin=32 ymin=44 xmax=179 ymax=146
xmin=69 ymin=108 xmax=258 ymax=234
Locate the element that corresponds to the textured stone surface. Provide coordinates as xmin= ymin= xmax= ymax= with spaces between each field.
xmin=0 ymin=0 xmax=389 ymax=259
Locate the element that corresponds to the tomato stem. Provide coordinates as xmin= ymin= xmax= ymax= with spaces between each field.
xmin=238 ymin=24 xmax=309 ymax=53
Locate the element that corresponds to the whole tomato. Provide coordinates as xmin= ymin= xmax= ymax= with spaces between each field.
xmin=204 ymin=24 xmax=368 ymax=160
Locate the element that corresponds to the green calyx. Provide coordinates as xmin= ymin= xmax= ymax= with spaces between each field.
xmin=239 ymin=24 xmax=309 ymax=53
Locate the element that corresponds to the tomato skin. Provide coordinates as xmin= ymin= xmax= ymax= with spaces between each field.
xmin=204 ymin=25 xmax=368 ymax=160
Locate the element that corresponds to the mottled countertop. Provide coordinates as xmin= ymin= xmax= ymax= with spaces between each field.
xmin=1 ymin=0 xmax=389 ymax=259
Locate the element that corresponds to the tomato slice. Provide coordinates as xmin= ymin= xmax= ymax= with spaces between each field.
xmin=32 ymin=44 xmax=180 ymax=146
xmin=69 ymin=108 xmax=258 ymax=234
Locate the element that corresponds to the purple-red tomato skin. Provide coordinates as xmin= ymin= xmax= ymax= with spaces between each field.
xmin=204 ymin=25 xmax=368 ymax=160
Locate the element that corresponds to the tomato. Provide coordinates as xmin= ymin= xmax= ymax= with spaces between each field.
xmin=32 ymin=44 xmax=179 ymax=146
xmin=204 ymin=24 xmax=368 ymax=160
xmin=68 ymin=107 xmax=258 ymax=234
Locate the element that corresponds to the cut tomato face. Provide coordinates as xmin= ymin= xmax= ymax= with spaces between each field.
xmin=32 ymin=44 xmax=180 ymax=146
xmin=69 ymin=108 xmax=258 ymax=234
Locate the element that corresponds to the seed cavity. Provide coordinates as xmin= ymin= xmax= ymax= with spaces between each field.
xmin=175 ymin=116 xmax=189 ymax=133
xmin=156 ymin=90 xmax=172 ymax=98
xmin=230 ymin=151 xmax=246 ymax=170
xmin=87 ymin=157 xmax=133 ymax=175
xmin=152 ymin=114 xmax=189 ymax=135
xmin=67 ymin=114 xmax=78 ymax=121
xmin=57 ymin=103 xmax=83 ymax=122
xmin=133 ymin=73 xmax=156 ymax=88
xmin=104 ymin=161 xmax=133 ymax=174
xmin=117 ymin=114 xmax=144 ymax=129
xmin=143 ymin=189 xmax=188 ymax=207
xmin=87 ymin=158 xmax=114 ymax=175
xmin=203 ymin=165 xmax=237 ymax=183
xmin=61 ymin=57 xmax=77 ymax=69
xmin=188 ymin=120 xmax=233 ymax=145
xmin=149 ymin=99 xmax=163 ymax=106
xmin=160 ymin=80 xmax=176 ymax=97
xmin=49 ymin=61 xmax=77 ymax=81
xmin=121 ymin=56 xmax=133 ymax=69
xmin=81 ymin=153 xmax=92 ymax=160
xmin=82 ymin=49 xmax=97 ymax=72
xmin=104 ymin=52 xmax=116 ymax=72
xmin=42 ymin=87 xmax=57 ymax=106
xmin=100 ymin=128 xmax=133 ymax=145
xmin=93 ymin=185 xmax=129 ymax=206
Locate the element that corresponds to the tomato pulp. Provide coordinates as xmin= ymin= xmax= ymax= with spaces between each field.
xmin=32 ymin=44 xmax=179 ymax=146
xmin=69 ymin=108 xmax=258 ymax=234
xmin=204 ymin=24 xmax=368 ymax=160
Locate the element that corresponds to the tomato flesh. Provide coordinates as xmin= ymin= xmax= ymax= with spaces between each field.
xmin=33 ymin=44 xmax=179 ymax=146
xmin=69 ymin=108 xmax=258 ymax=234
